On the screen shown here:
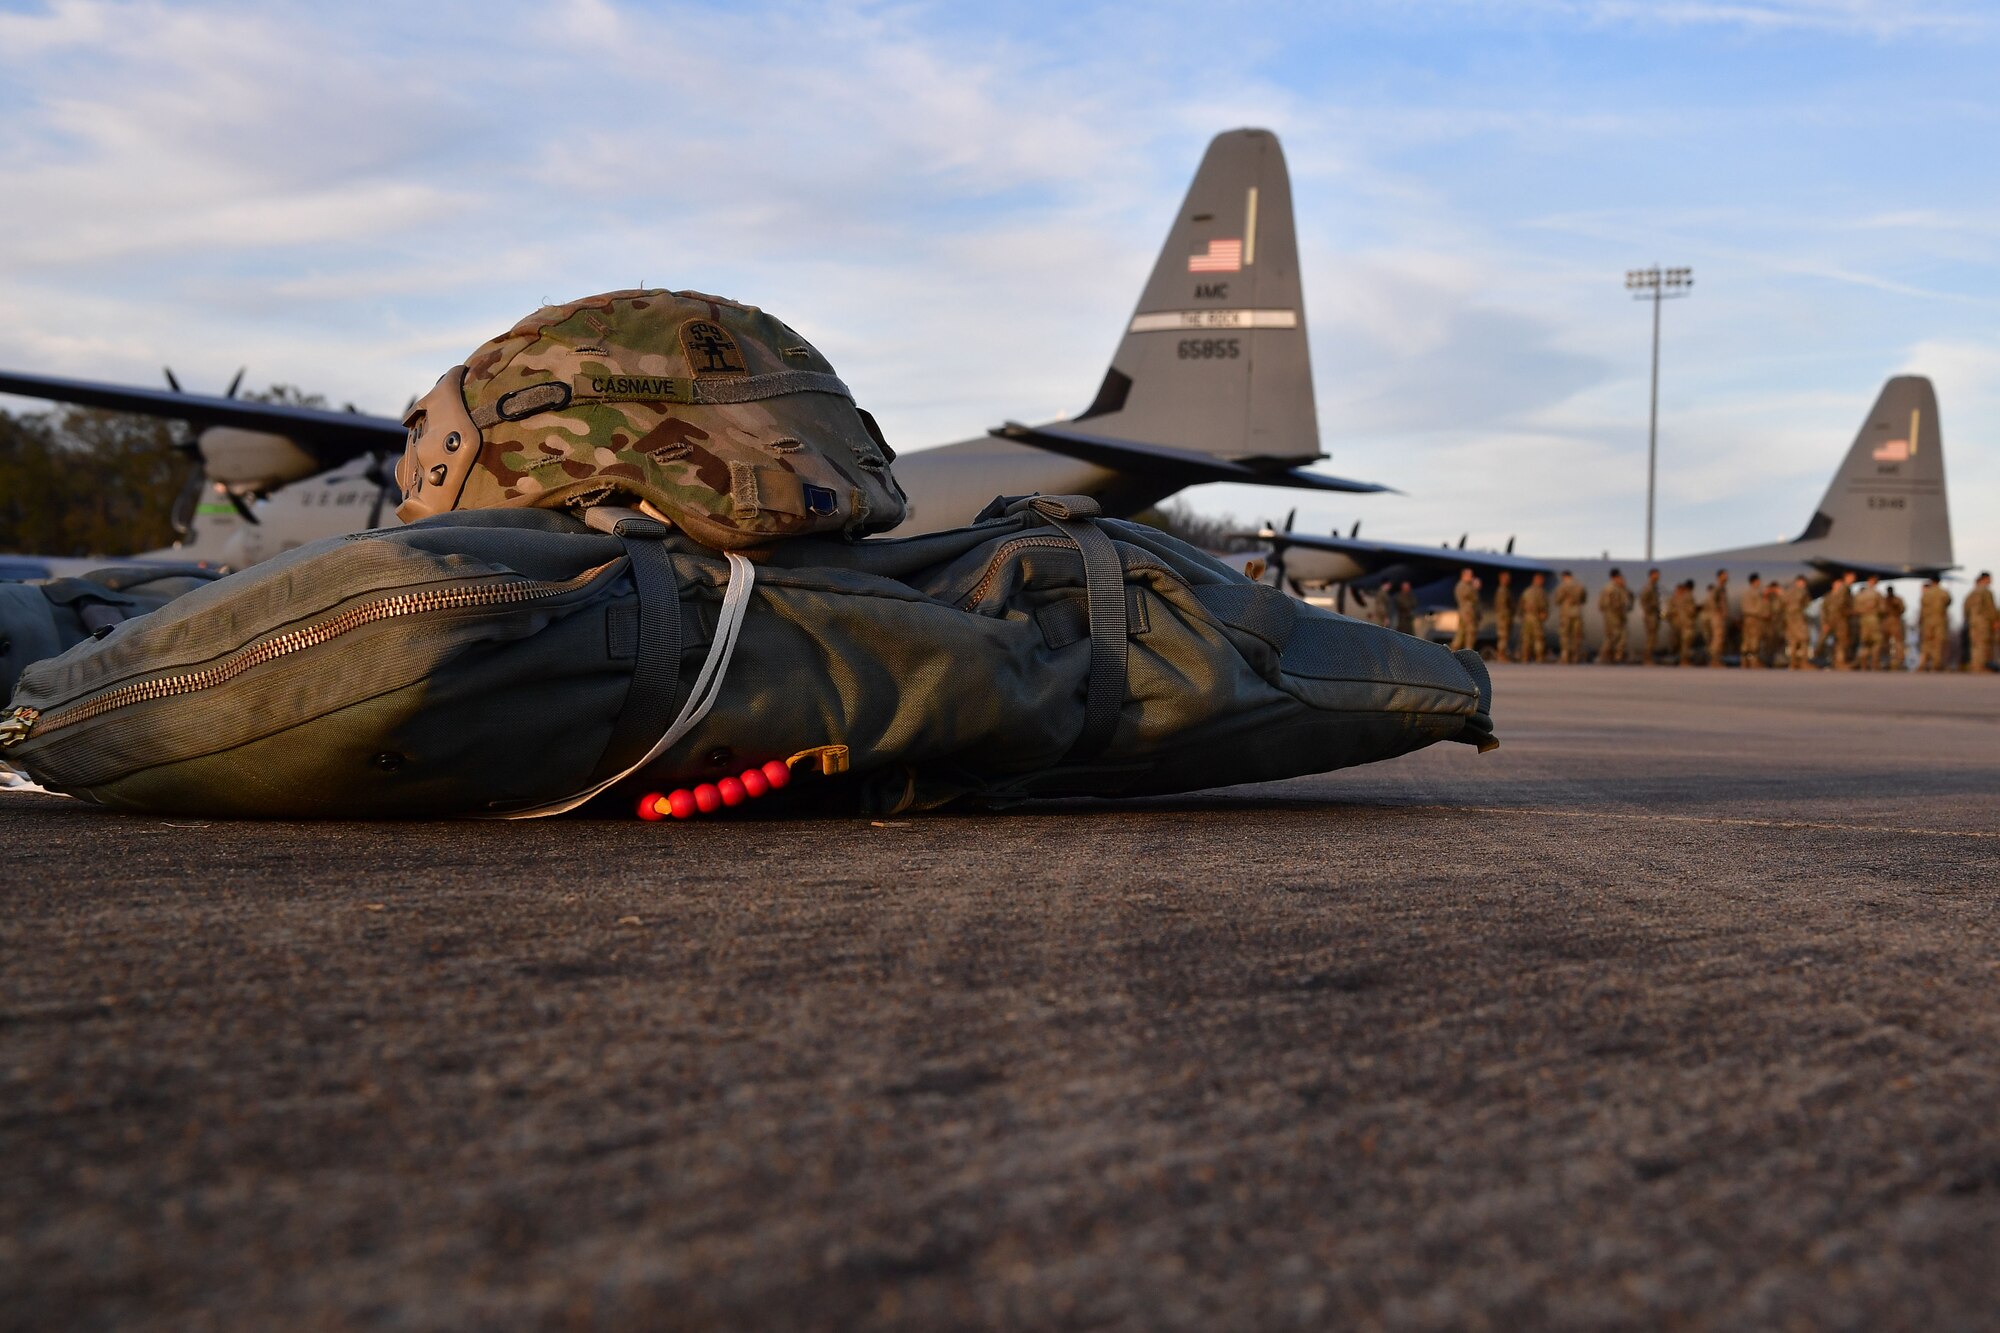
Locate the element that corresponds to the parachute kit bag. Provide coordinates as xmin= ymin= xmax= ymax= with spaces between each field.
xmin=1 ymin=500 xmax=1494 ymax=819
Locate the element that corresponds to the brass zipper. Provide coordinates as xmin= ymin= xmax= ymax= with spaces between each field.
xmin=1 ymin=565 xmax=613 ymax=749
xmin=959 ymin=536 xmax=1182 ymax=611
xmin=960 ymin=537 xmax=1074 ymax=609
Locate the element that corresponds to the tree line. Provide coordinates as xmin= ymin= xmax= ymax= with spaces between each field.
xmin=0 ymin=387 xmax=333 ymax=558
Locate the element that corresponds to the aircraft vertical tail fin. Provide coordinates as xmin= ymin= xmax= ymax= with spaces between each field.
xmin=1071 ymin=128 xmax=1321 ymax=467
xmin=1792 ymin=375 xmax=1953 ymax=573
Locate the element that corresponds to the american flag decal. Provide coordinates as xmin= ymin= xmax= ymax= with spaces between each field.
xmin=1872 ymin=439 xmax=1910 ymax=462
xmin=1188 ymin=238 xmax=1243 ymax=273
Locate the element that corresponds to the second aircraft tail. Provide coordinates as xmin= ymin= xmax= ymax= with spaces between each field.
xmin=1788 ymin=375 xmax=1953 ymax=574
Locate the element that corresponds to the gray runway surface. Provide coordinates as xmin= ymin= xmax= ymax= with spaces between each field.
xmin=3 ymin=666 xmax=1998 ymax=1331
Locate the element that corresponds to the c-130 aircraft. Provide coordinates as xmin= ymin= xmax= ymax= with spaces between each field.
xmin=0 ymin=129 xmax=1383 ymax=576
xmin=1254 ymin=374 xmax=1957 ymax=658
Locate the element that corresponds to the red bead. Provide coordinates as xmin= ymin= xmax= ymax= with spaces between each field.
xmin=666 ymin=789 xmax=698 ymax=819
xmin=693 ymin=784 xmax=722 ymax=813
xmin=717 ymin=776 xmax=746 ymax=807
xmin=636 ymin=792 xmax=666 ymax=821
xmin=761 ymin=760 xmax=792 ymax=790
xmin=739 ymin=767 xmax=769 ymax=799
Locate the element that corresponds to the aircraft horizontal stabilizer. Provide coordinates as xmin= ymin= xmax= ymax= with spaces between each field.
xmin=0 ymin=369 xmax=403 ymax=465
xmin=992 ymin=422 xmax=1393 ymax=495
xmin=1806 ymin=554 xmax=1952 ymax=582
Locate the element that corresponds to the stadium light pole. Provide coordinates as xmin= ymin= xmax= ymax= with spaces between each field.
xmin=1626 ymin=265 xmax=1692 ymax=561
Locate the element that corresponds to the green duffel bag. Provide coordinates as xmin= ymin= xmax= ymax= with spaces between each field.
xmin=0 ymin=565 xmax=224 ymax=704
xmin=0 ymin=498 xmax=1495 ymax=819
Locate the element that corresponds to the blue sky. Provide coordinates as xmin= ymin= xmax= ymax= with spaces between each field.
xmin=2 ymin=0 xmax=1996 ymax=579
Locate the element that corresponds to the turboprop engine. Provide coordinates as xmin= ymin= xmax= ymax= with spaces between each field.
xmin=194 ymin=426 xmax=321 ymax=492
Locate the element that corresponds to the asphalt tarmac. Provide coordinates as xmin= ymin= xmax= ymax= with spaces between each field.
xmin=3 ymin=666 xmax=1998 ymax=1332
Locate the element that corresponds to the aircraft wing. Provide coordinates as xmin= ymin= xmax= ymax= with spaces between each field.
xmin=0 ymin=369 xmax=404 ymax=465
xmin=1268 ymin=529 xmax=1557 ymax=589
xmin=993 ymin=422 xmax=1395 ymax=495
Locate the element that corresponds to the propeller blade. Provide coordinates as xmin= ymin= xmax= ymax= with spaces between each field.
xmin=1349 ymin=520 xmax=1360 ymax=538
xmin=163 ymin=367 xmax=182 ymax=393
xmin=1458 ymin=533 xmax=1468 ymax=549
xmin=225 ymin=368 xmax=245 ymax=399
xmin=1506 ymin=536 xmax=1516 ymax=553
xmin=1267 ymin=524 xmax=1290 ymax=587
xmin=1284 ymin=508 xmax=1297 ymax=533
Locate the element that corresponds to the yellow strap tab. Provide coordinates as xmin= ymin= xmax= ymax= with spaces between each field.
xmin=785 ymin=744 xmax=850 ymax=776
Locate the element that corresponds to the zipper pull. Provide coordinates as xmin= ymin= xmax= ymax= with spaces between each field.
xmin=0 ymin=707 xmax=38 ymax=749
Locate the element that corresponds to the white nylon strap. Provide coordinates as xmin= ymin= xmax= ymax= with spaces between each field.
xmin=496 ymin=551 xmax=756 ymax=819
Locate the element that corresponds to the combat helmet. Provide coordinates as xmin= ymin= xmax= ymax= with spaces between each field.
xmin=395 ymin=289 xmax=906 ymax=549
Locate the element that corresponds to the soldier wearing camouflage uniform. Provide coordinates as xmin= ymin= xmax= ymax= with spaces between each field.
xmin=1638 ymin=568 xmax=1663 ymax=665
xmin=1852 ymin=575 xmax=1884 ymax=671
xmin=1518 ymin=573 xmax=1550 ymax=663
xmin=1882 ymin=586 xmax=1908 ymax=671
xmin=1704 ymin=570 xmax=1732 ymax=667
xmin=1597 ymin=569 xmax=1632 ymax=665
xmin=1739 ymin=573 xmax=1769 ymax=668
xmin=1783 ymin=575 xmax=1814 ymax=669
xmin=396 ymin=288 xmax=908 ymax=548
xmin=1669 ymin=580 xmax=1699 ymax=666
xmin=1450 ymin=569 xmax=1482 ymax=652
xmin=1967 ymin=572 xmax=1997 ymax=673
xmin=1493 ymin=570 xmax=1516 ymax=663
xmin=1554 ymin=571 xmax=1587 ymax=664
xmin=1918 ymin=578 xmax=1952 ymax=672
xmin=1819 ymin=571 xmax=1855 ymax=669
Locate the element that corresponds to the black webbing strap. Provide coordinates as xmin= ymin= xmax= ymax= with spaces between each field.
xmin=588 ymin=516 xmax=683 ymax=784
xmin=1012 ymin=496 xmax=1128 ymax=762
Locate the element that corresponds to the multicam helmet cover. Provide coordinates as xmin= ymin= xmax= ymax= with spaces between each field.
xmin=395 ymin=289 xmax=906 ymax=549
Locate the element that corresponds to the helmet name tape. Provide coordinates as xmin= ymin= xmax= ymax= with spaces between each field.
xmin=471 ymin=370 xmax=856 ymax=429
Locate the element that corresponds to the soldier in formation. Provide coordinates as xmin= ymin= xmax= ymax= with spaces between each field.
xmin=1883 ymin=585 xmax=1908 ymax=671
xmin=1597 ymin=569 xmax=1632 ymax=664
xmin=1704 ymin=571 xmax=1732 ymax=668
xmin=1493 ymin=570 xmax=1516 ymax=663
xmin=1518 ymin=573 xmax=1550 ymax=663
xmin=1555 ymin=571 xmax=1588 ymax=664
xmin=1638 ymin=569 xmax=1663 ymax=665
xmin=1819 ymin=570 xmax=1857 ymax=669
xmin=1918 ymin=578 xmax=1953 ymax=671
xmin=1668 ymin=580 xmax=1699 ymax=666
xmin=1853 ymin=575 xmax=1884 ymax=671
xmin=1394 ymin=581 xmax=1417 ymax=636
xmin=1739 ymin=573 xmax=1769 ymax=667
xmin=1783 ymin=575 xmax=1814 ymax=669
xmin=1450 ymin=569 xmax=1482 ymax=652
xmin=1969 ymin=572 xmax=1997 ymax=673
